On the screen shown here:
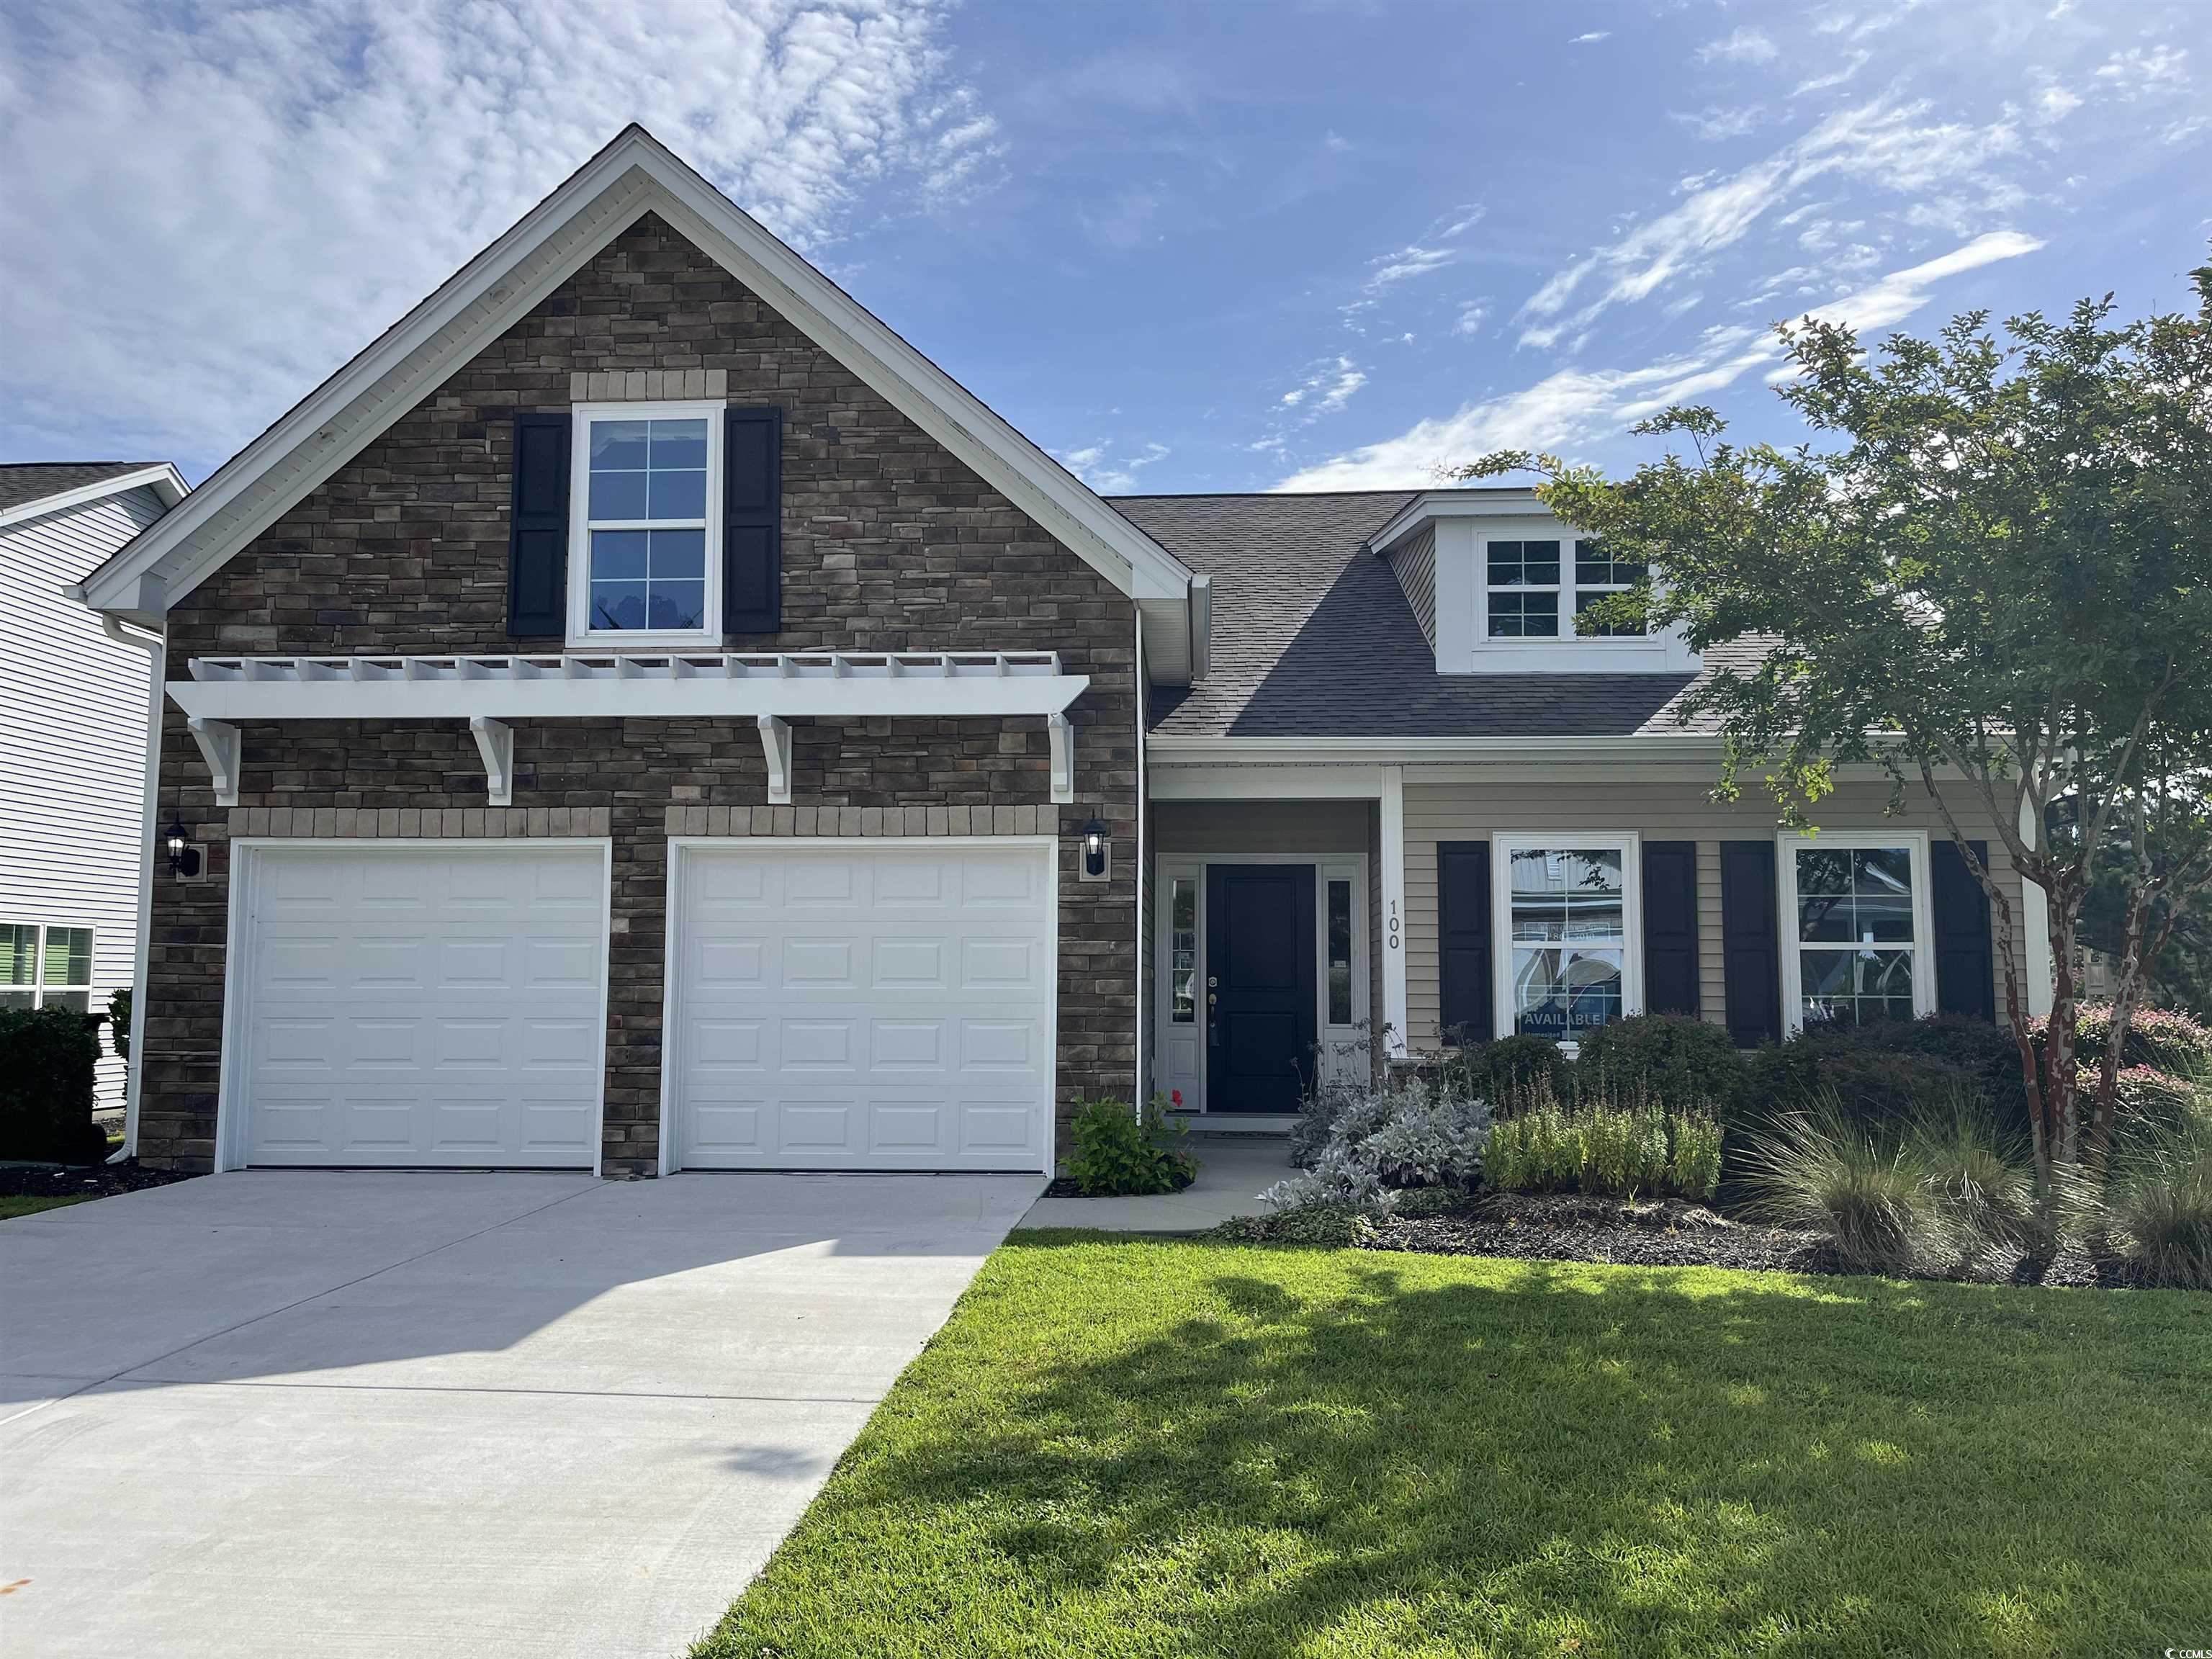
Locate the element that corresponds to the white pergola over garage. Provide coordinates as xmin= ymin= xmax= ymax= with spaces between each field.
xmin=165 ymin=650 xmax=1089 ymax=808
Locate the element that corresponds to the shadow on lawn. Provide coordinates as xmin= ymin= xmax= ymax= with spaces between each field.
xmin=827 ymin=1241 xmax=2206 ymax=1656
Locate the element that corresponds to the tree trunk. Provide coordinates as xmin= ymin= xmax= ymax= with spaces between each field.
xmin=2044 ymin=902 xmax=2083 ymax=1170
xmin=2085 ymin=885 xmax=2155 ymax=1176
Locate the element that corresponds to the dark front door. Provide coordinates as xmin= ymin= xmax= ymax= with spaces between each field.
xmin=1206 ymin=864 xmax=1316 ymax=1113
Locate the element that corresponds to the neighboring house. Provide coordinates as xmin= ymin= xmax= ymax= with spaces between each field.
xmin=2 ymin=462 xmax=188 ymax=1113
xmin=81 ymin=126 xmax=2047 ymax=1177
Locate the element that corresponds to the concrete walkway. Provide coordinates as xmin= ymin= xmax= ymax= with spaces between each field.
xmin=0 ymin=1168 xmax=1041 ymax=1659
xmin=1020 ymin=1135 xmax=1294 ymax=1232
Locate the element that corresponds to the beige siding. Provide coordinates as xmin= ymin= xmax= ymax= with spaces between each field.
xmin=1401 ymin=773 xmax=2024 ymax=1049
xmin=1154 ymin=799 xmax=1370 ymax=856
xmin=1388 ymin=524 xmax=1438 ymax=649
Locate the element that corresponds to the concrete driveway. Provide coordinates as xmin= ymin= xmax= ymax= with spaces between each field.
xmin=1 ymin=1169 xmax=1041 ymax=1658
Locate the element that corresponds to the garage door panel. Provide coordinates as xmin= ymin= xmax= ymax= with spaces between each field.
xmin=673 ymin=842 xmax=1053 ymax=1172
xmin=235 ymin=845 xmax=606 ymax=1169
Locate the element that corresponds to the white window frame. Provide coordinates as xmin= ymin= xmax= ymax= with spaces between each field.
xmin=1776 ymin=830 xmax=1936 ymax=1033
xmin=567 ymin=400 xmax=724 ymax=649
xmin=1 ymin=920 xmax=95 ymax=1012
xmin=1491 ymin=832 xmax=1643 ymax=1051
xmin=1481 ymin=531 xmax=1650 ymax=648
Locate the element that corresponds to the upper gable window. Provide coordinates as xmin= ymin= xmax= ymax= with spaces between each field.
xmin=1486 ymin=533 xmax=1644 ymax=641
xmin=569 ymin=402 xmax=722 ymax=644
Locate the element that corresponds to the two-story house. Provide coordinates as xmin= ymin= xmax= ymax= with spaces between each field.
xmin=81 ymin=127 xmax=2044 ymax=1177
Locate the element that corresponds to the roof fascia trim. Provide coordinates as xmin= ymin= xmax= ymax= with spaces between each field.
xmin=1 ymin=463 xmax=188 ymax=530
xmin=81 ymin=167 xmax=657 ymax=615
xmin=84 ymin=125 xmax=1194 ymax=616
xmin=1366 ymin=487 xmax=1551 ymax=555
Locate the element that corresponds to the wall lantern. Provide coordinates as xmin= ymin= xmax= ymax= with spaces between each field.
xmin=1079 ymin=817 xmax=1110 ymax=884
xmin=166 ymin=818 xmax=204 ymax=881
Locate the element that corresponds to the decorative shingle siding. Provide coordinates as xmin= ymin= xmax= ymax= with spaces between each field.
xmin=143 ymin=213 xmax=1138 ymax=1175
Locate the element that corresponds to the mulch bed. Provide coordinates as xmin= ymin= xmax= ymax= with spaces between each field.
xmin=1361 ymin=1190 xmax=2124 ymax=1288
xmin=0 ymin=1160 xmax=197 ymax=1203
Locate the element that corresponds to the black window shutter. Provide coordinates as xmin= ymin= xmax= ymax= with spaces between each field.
xmin=1719 ymin=840 xmax=1782 ymax=1046
xmin=507 ymin=411 xmax=571 ymax=638
xmin=1437 ymin=841 xmax=1493 ymax=1046
xmin=1642 ymin=840 xmax=1701 ymax=1017
xmin=1931 ymin=840 xmax=1995 ymax=1021
xmin=724 ymin=405 xmax=782 ymax=635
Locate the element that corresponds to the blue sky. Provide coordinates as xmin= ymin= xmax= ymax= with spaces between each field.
xmin=3 ymin=0 xmax=2206 ymax=493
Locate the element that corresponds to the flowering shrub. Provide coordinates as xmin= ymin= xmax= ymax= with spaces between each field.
xmin=2065 ymin=1003 xmax=2212 ymax=1071
xmin=1263 ymin=1074 xmax=1491 ymax=1214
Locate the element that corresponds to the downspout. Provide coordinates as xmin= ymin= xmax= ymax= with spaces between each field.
xmin=1133 ymin=606 xmax=1146 ymax=1114
xmin=99 ymin=613 xmax=166 ymax=1164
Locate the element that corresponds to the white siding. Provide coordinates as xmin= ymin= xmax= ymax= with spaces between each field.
xmin=0 ymin=487 xmax=168 ymax=1108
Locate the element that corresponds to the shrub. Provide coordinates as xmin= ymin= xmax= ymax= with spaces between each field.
xmin=1745 ymin=1016 xmax=2027 ymax=1134
xmin=1456 ymin=1034 xmax=1573 ymax=1107
xmin=1905 ymin=1090 xmax=2041 ymax=1255
xmin=1741 ymin=1100 xmax=1937 ymax=1274
xmin=1574 ymin=1015 xmax=1746 ymax=1117
xmin=2098 ymin=1064 xmax=2202 ymax=1128
xmin=1067 ymin=1094 xmax=1196 ymax=1196
xmin=2098 ymin=1119 xmax=2212 ymax=1290
xmin=1263 ymin=1074 xmax=1491 ymax=1213
xmin=2067 ymin=1003 xmax=2212 ymax=1071
xmin=107 ymin=986 xmax=132 ymax=1063
xmin=1207 ymin=1205 xmax=1375 ymax=1248
xmin=0 ymin=1006 xmax=107 ymax=1164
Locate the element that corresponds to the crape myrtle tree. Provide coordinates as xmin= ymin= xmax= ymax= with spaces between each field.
xmin=1457 ymin=258 xmax=2212 ymax=1186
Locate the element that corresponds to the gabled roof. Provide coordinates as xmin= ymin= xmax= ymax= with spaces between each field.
xmin=1119 ymin=490 xmax=1744 ymax=739
xmin=81 ymin=125 xmax=1195 ymax=628
xmin=0 ymin=462 xmax=186 ymax=527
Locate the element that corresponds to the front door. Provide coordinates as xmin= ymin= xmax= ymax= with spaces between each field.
xmin=1205 ymin=864 xmax=1316 ymax=1112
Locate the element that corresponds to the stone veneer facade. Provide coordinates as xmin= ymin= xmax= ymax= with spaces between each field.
xmin=140 ymin=213 xmax=1138 ymax=1176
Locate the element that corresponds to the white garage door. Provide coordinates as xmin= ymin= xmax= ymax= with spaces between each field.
xmin=670 ymin=841 xmax=1056 ymax=1172
xmin=231 ymin=843 xmax=608 ymax=1169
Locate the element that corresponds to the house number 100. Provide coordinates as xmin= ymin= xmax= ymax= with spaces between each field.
xmin=1388 ymin=899 xmax=1400 ymax=950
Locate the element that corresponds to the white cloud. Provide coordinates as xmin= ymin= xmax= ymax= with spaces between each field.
xmin=1570 ymin=30 xmax=1610 ymax=45
xmin=1281 ymin=233 xmax=2045 ymax=491
xmin=1056 ymin=440 xmax=1169 ymax=493
xmin=2095 ymin=44 xmax=2189 ymax=97
xmin=1794 ymin=52 xmax=1871 ymax=95
xmin=1453 ymin=302 xmax=1491 ymax=338
xmin=1367 ymin=244 xmax=1454 ymax=289
xmin=1519 ymin=97 xmax=2027 ymax=346
xmin=0 ymin=0 xmax=994 ymax=469
xmin=1699 ymin=27 xmax=1779 ymax=65
xmin=1674 ymin=104 xmax=1769 ymax=142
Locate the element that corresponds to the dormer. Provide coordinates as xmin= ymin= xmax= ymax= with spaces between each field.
xmin=1367 ymin=488 xmax=1700 ymax=675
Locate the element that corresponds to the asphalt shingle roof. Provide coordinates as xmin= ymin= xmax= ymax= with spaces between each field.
xmin=0 ymin=462 xmax=161 ymax=515
xmin=1110 ymin=490 xmax=1740 ymax=739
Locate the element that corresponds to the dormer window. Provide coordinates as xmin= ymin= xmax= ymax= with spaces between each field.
xmin=1573 ymin=542 xmax=1646 ymax=637
xmin=1485 ymin=533 xmax=1645 ymax=640
xmin=1367 ymin=490 xmax=1699 ymax=675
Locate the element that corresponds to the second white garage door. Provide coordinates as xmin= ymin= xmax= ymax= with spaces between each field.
xmin=667 ymin=840 xmax=1056 ymax=1172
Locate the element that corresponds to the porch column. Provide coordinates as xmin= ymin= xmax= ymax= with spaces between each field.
xmin=1380 ymin=765 xmax=1407 ymax=1056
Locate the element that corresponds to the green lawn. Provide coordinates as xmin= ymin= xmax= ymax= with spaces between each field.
xmin=698 ymin=1231 xmax=2211 ymax=1659
xmin=0 ymin=1193 xmax=98 ymax=1220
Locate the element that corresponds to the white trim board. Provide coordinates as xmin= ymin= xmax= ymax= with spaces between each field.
xmin=214 ymin=837 xmax=614 ymax=1174
xmin=79 ymin=125 xmax=1197 ymax=631
xmin=1 ymin=463 xmax=186 ymax=530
